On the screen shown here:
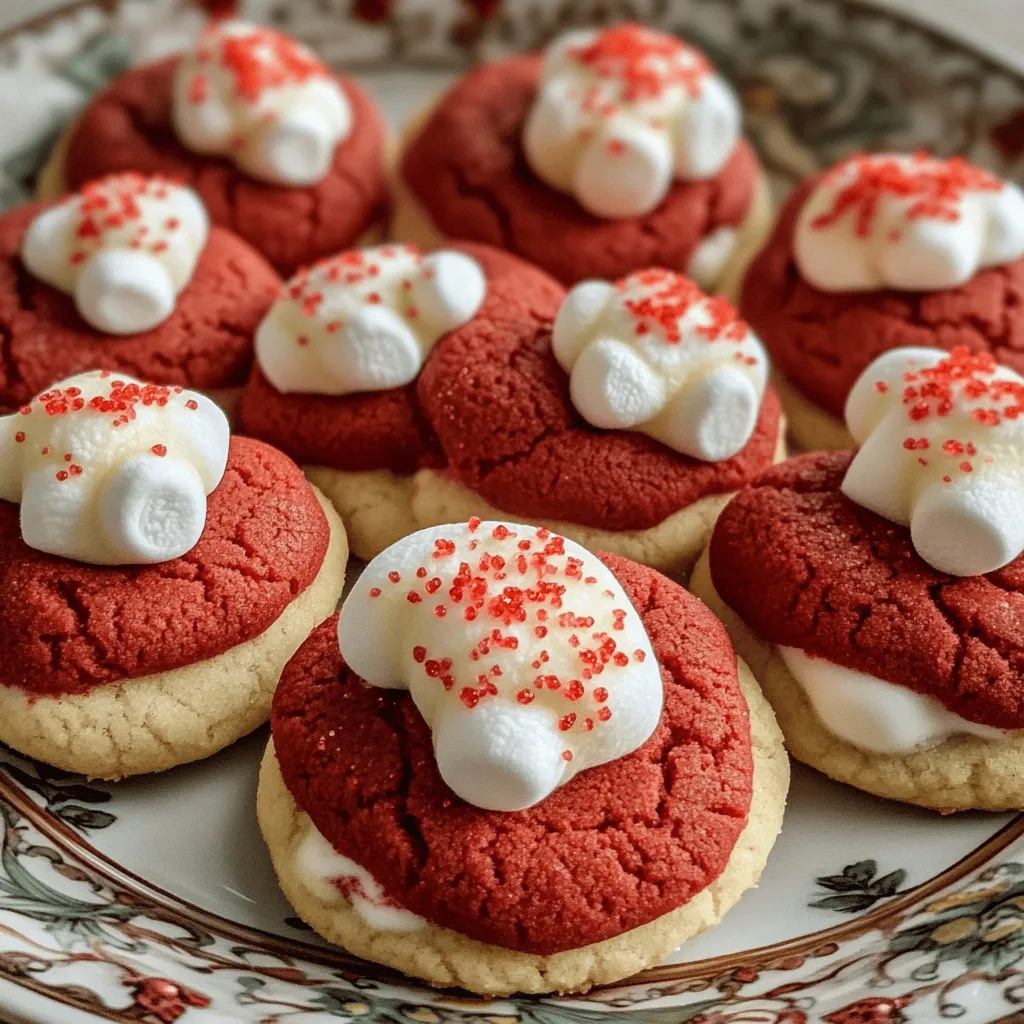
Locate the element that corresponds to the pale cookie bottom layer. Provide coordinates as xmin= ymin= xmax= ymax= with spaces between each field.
xmin=307 ymin=421 xmax=786 ymax=575
xmin=690 ymin=548 xmax=1024 ymax=812
xmin=388 ymin=102 xmax=774 ymax=302
xmin=257 ymin=660 xmax=788 ymax=996
xmin=0 ymin=490 xmax=348 ymax=780
xmin=773 ymin=372 xmax=854 ymax=452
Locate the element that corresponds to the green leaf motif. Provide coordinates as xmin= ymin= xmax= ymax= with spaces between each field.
xmin=810 ymin=858 xmax=908 ymax=913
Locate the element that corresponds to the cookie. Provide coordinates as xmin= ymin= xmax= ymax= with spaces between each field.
xmin=0 ymin=183 xmax=279 ymax=411
xmin=0 ymin=374 xmax=347 ymax=778
xmin=240 ymin=244 xmax=785 ymax=572
xmin=692 ymin=344 xmax=1024 ymax=811
xmin=259 ymin=525 xmax=788 ymax=994
xmin=391 ymin=25 xmax=773 ymax=296
xmin=41 ymin=22 xmax=388 ymax=276
xmin=741 ymin=154 xmax=1024 ymax=451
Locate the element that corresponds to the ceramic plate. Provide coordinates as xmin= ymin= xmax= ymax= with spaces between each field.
xmin=4 ymin=2 xmax=1024 ymax=1022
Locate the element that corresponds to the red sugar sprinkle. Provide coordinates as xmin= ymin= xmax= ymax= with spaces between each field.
xmin=55 ymin=470 xmax=68 ymax=481
xmin=607 ymin=139 xmax=627 ymax=155
xmin=14 ymin=432 xmax=24 ymax=443
xmin=593 ymin=687 xmax=609 ymax=702
xmin=564 ymin=680 xmax=585 ymax=701
xmin=185 ymin=399 xmax=199 ymax=410
xmin=562 ymin=750 xmax=573 ymax=762
xmin=434 ymin=605 xmax=447 ymax=617
xmin=517 ymin=689 xmax=534 ymax=705
xmin=204 ymin=23 xmax=330 ymax=105
xmin=598 ymin=706 xmax=613 ymax=722
xmin=151 ymin=444 xmax=167 ymax=457
xmin=433 ymin=538 xmax=456 ymax=558
xmin=811 ymin=154 xmax=1003 ymax=237
xmin=568 ymin=23 xmax=711 ymax=102
xmin=960 ymin=461 xmax=973 ymax=472
xmin=412 ymin=646 xmax=427 ymax=663
xmin=368 ymin=587 xmax=381 ymax=598
xmin=416 ymin=566 xmax=427 ymax=578
xmin=388 ymin=571 xmax=401 ymax=583
xmin=459 ymin=688 xmax=480 ymax=709
xmin=621 ymin=268 xmax=745 ymax=344
xmin=425 ymin=577 xmax=442 ymax=594
xmin=558 ymin=713 xmax=577 ymax=732
xmin=68 ymin=464 xmax=82 ymax=476
xmin=895 ymin=347 xmax=1024 ymax=427
xmin=406 ymin=591 xmax=422 ymax=604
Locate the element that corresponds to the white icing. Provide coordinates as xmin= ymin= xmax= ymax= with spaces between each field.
xmin=337 ymin=521 xmax=663 ymax=811
xmin=778 ymin=646 xmax=1008 ymax=753
xmin=685 ymin=225 xmax=737 ymax=290
xmin=20 ymin=174 xmax=209 ymax=335
xmin=842 ymin=346 xmax=1024 ymax=576
xmin=255 ymin=244 xmax=486 ymax=396
xmin=794 ymin=153 xmax=1024 ymax=293
xmin=552 ymin=268 xmax=768 ymax=461
xmin=171 ymin=20 xmax=352 ymax=187
xmin=294 ymin=825 xmax=425 ymax=932
xmin=522 ymin=24 xmax=740 ymax=218
xmin=0 ymin=371 xmax=228 ymax=565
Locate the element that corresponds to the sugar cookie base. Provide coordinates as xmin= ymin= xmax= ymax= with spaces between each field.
xmin=389 ymin=101 xmax=774 ymax=302
xmin=773 ymin=372 xmax=854 ymax=452
xmin=0 ymin=490 xmax=348 ymax=780
xmin=308 ymin=418 xmax=785 ymax=577
xmin=690 ymin=548 xmax=1024 ymax=812
xmin=257 ymin=659 xmax=788 ymax=996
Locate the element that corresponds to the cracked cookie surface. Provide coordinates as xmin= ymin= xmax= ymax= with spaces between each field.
xmin=62 ymin=58 xmax=388 ymax=276
xmin=241 ymin=240 xmax=783 ymax=538
xmin=271 ymin=554 xmax=758 ymax=957
xmin=0 ymin=202 xmax=279 ymax=410
xmin=710 ymin=450 xmax=1024 ymax=729
xmin=398 ymin=54 xmax=759 ymax=287
xmin=741 ymin=177 xmax=1024 ymax=421
xmin=0 ymin=436 xmax=332 ymax=697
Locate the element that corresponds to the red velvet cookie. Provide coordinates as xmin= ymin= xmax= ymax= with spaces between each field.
xmin=397 ymin=48 xmax=763 ymax=288
xmin=710 ymin=450 xmax=1024 ymax=730
xmin=271 ymin=554 xmax=753 ymax=956
xmin=741 ymin=159 xmax=1024 ymax=449
xmin=0 ymin=436 xmax=331 ymax=698
xmin=62 ymin=57 xmax=388 ymax=277
xmin=239 ymin=241 xmax=783 ymax=571
xmin=0 ymin=199 xmax=279 ymax=410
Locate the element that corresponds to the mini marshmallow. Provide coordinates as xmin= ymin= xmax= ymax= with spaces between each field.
xmin=255 ymin=244 xmax=486 ymax=396
xmin=337 ymin=521 xmax=663 ymax=812
xmin=0 ymin=371 xmax=228 ymax=565
xmin=552 ymin=268 xmax=768 ymax=461
xmin=172 ymin=20 xmax=351 ymax=187
xmin=841 ymin=346 xmax=1024 ymax=576
xmin=20 ymin=174 xmax=209 ymax=336
xmin=779 ymin=647 xmax=1007 ymax=753
xmin=795 ymin=153 xmax=1024 ymax=293
xmin=523 ymin=24 xmax=740 ymax=218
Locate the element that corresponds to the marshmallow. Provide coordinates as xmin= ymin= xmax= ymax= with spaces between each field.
xmin=294 ymin=825 xmax=425 ymax=932
xmin=337 ymin=521 xmax=663 ymax=811
xmin=171 ymin=20 xmax=351 ymax=187
xmin=255 ymin=245 xmax=486 ymax=396
xmin=20 ymin=174 xmax=209 ymax=335
xmin=523 ymin=24 xmax=740 ymax=218
xmin=842 ymin=346 xmax=1024 ymax=576
xmin=0 ymin=371 xmax=228 ymax=565
xmin=795 ymin=153 xmax=1024 ymax=293
xmin=552 ymin=268 xmax=768 ymax=461
xmin=779 ymin=647 xmax=1008 ymax=753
